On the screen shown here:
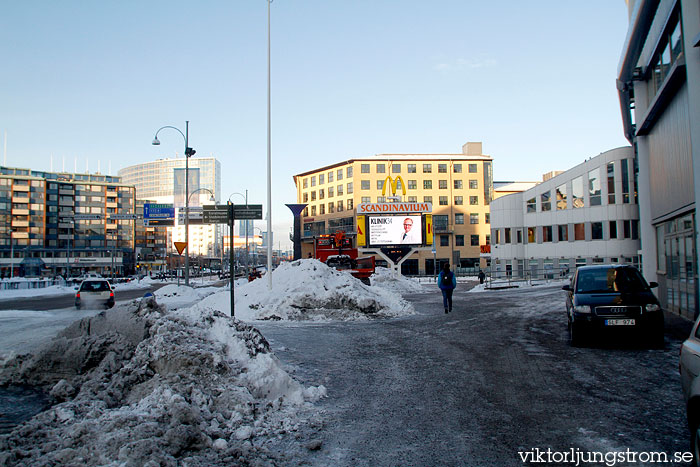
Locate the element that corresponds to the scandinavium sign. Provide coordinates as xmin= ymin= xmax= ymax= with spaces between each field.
xmin=357 ymin=202 xmax=432 ymax=214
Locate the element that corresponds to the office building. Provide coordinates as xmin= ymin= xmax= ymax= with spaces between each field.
xmin=293 ymin=142 xmax=493 ymax=274
xmin=617 ymin=0 xmax=700 ymax=319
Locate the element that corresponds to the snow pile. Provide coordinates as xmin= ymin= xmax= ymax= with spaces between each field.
xmin=196 ymin=259 xmax=414 ymax=322
xmin=0 ymin=295 xmax=326 ymax=466
xmin=369 ymin=267 xmax=427 ymax=294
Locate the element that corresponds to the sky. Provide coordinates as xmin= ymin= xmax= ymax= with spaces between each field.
xmin=0 ymin=1 xmax=632 ymax=249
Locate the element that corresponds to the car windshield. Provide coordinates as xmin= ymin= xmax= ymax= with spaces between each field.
xmin=575 ymin=268 xmax=648 ymax=293
xmin=80 ymin=281 xmax=111 ymax=292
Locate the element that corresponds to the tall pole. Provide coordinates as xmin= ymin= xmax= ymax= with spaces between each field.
xmin=245 ymin=189 xmax=249 ymax=272
xmin=266 ymin=0 xmax=273 ymax=289
xmin=229 ymin=202 xmax=235 ymax=317
xmin=185 ymin=120 xmax=190 ymax=287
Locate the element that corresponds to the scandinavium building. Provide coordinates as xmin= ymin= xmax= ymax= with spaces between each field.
xmin=617 ymin=0 xmax=700 ymax=319
xmin=293 ymin=142 xmax=493 ymax=275
xmin=489 ymin=147 xmax=640 ymax=278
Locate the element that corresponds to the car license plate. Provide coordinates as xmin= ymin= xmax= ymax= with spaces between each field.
xmin=605 ymin=319 xmax=635 ymax=326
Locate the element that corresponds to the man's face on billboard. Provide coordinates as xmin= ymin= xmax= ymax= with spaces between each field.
xmin=403 ymin=219 xmax=413 ymax=233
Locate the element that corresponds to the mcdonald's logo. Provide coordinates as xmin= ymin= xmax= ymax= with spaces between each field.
xmin=381 ymin=176 xmax=406 ymax=196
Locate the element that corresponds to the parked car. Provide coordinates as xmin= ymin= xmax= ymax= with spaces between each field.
xmin=562 ymin=264 xmax=664 ymax=347
xmin=680 ymin=319 xmax=700 ymax=465
xmin=75 ymin=279 xmax=115 ymax=309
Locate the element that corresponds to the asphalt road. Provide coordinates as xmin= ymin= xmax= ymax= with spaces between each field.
xmin=257 ymin=282 xmax=694 ymax=466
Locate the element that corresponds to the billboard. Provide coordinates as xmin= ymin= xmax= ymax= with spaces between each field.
xmin=368 ymin=215 xmax=422 ymax=246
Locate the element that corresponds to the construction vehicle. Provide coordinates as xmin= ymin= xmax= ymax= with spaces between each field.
xmin=314 ymin=231 xmax=375 ymax=285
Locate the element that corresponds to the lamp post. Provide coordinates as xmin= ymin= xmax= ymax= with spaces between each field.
xmin=152 ymin=121 xmax=196 ymax=286
xmin=228 ymin=191 xmax=248 ymax=274
xmin=266 ymin=0 xmax=273 ymax=289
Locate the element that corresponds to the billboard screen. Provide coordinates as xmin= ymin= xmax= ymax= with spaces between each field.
xmin=368 ymin=215 xmax=422 ymax=246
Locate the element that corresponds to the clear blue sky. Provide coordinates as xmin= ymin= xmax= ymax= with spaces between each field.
xmin=1 ymin=1 xmax=631 ymax=249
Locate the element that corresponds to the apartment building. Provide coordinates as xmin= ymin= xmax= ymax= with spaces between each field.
xmin=0 ymin=167 xmax=136 ymax=277
xmin=617 ymin=0 xmax=700 ymax=319
xmin=118 ymin=157 xmax=222 ymax=258
xmin=293 ymin=142 xmax=494 ymax=275
xmin=490 ymin=147 xmax=640 ymax=278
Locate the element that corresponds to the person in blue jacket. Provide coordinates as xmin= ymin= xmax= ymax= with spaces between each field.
xmin=438 ymin=262 xmax=457 ymax=313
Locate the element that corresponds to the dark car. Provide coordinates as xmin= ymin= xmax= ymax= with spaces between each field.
xmin=562 ymin=264 xmax=663 ymax=347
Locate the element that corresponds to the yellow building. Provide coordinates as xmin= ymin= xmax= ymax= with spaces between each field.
xmin=293 ymin=142 xmax=494 ymax=275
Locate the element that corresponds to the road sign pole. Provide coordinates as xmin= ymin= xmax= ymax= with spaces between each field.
xmin=229 ymin=202 xmax=235 ymax=318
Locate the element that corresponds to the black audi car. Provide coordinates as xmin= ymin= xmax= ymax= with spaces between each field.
xmin=562 ymin=264 xmax=664 ymax=347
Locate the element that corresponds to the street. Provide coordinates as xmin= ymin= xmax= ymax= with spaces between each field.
xmin=257 ymin=282 xmax=692 ymax=466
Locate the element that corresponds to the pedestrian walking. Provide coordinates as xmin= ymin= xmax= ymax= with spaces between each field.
xmin=438 ymin=262 xmax=457 ymax=313
xmin=478 ymin=269 xmax=486 ymax=284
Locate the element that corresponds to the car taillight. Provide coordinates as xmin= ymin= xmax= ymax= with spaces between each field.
xmin=110 ymin=292 xmax=114 ymax=298
xmin=76 ymin=292 xmax=80 ymax=298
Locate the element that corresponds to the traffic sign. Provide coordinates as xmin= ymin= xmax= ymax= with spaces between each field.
xmin=203 ymin=205 xmax=230 ymax=224
xmin=233 ymin=204 xmax=263 ymax=220
xmin=110 ymin=214 xmax=139 ymax=220
xmin=144 ymin=203 xmax=175 ymax=219
xmin=174 ymin=242 xmax=188 ymax=255
xmin=74 ymin=214 xmax=103 ymax=220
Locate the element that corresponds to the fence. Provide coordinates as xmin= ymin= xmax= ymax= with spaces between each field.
xmin=0 ymin=278 xmax=68 ymax=291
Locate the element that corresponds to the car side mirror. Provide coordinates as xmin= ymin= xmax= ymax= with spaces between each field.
xmin=74 ymin=286 xmax=79 ymax=290
xmin=649 ymin=281 xmax=658 ymax=288
xmin=562 ymin=285 xmax=572 ymax=292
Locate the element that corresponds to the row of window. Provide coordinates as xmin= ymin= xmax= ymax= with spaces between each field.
xmin=526 ymin=160 xmax=634 ymax=212
xmin=303 ymin=199 xmax=355 ymax=217
xmin=494 ymin=219 xmax=640 ymax=244
xmin=647 ymin=10 xmax=683 ymax=104
xmin=359 ymin=162 xmax=479 ymax=175
xmin=302 ymin=182 xmax=354 ymax=202
xmin=302 ymin=166 xmax=353 ymax=188
xmin=357 ymin=179 xmax=480 ymax=191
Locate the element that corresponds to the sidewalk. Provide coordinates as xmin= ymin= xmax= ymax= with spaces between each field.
xmin=665 ymin=310 xmax=695 ymax=341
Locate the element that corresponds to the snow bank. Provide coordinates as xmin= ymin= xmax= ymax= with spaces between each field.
xmin=194 ymin=259 xmax=415 ymax=322
xmin=369 ymin=267 xmax=427 ymax=294
xmin=0 ymin=295 xmax=325 ymax=466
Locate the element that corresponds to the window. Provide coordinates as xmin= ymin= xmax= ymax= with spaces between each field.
xmin=516 ymin=229 xmax=523 ymax=243
xmin=303 ymin=178 xmax=308 ymax=189
xmin=572 ymin=176 xmax=584 ymax=208
xmin=392 ymin=164 xmax=401 ymax=173
xmin=558 ymin=224 xmax=568 ymax=241
xmin=440 ymin=235 xmax=449 ymax=247
xmin=347 ymin=182 xmax=353 ymax=194
xmin=407 ymin=164 xmax=416 ymax=173
xmin=347 ymin=199 xmax=353 ymax=210
xmin=303 ymin=193 xmax=308 ymax=202
xmin=541 ymin=191 xmax=551 ymax=211
xmin=423 ymin=180 xmax=432 ymax=189
xmin=424 ymin=196 xmax=432 ymax=204
xmin=377 ymin=180 xmax=384 ymax=190
xmin=470 ymin=196 xmax=478 ymax=205
xmin=434 ymin=215 xmax=448 ymax=231
xmin=469 ymin=179 xmax=478 ymax=189
xmin=328 ymin=203 xmax=334 ymax=213
xmin=407 ymin=196 xmax=417 ymax=202
xmin=453 ymin=164 xmax=462 ymax=173
xmin=470 ymin=213 xmax=479 ymax=224
xmin=527 ymin=227 xmax=535 ymax=243
xmin=588 ymin=168 xmax=601 ymax=206
xmin=319 ymin=174 xmax=324 ymax=185
xmin=621 ymin=159 xmax=630 ymax=203
xmin=338 ymin=184 xmax=344 ymax=195
xmin=471 ymin=235 xmax=480 ymax=246
xmin=328 ymin=187 xmax=334 ymax=197
xmin=439 ymin=196 xmax=448 ymax=206
xmin=526 ymin=197 xmax=536 ymax=213
xmin=455 ymin=213 xmax=464 ymax=224
xmin=311 ymin=191 xmax=316 ymax=201
xmin=574 ymin=223 xmax=585 ymax=240
xmin=423 ymin=164 xmax=432 ymax=173
xmin=438 ymin=164 xmax=447 ymax=173
xmin=505 ymin=228 xmax=511 ymax=243
xmin=454 ymin=180 xmax=463 ymax=189
xmin=556 ymin=184 xmax=567 ymax=210
xmin=468 ymin=164 xmax=477 ymax=173
xmin=609 ymin=221 xmax=617 ymax=239
xmin=347 ymin=166 xmax=353 ymax=177
xmin=407 ymin=180 xmax=417 ymax=190
xmin=361 ymin=197 xmax=371 ymax=203
xmin=311 ymin=176 xmax=316 ymax=187
xmin=607 ymin=162 xmax=615 ymax=204
xmin=485 ymin=213 xmax=490 ymax=224
xmin=456 ymin=235 xmax=464 ymax=246
xmin=454 ymin=196 xmax=463 ymax=205
xmin=319 ymin=204 xmax=325 ymax=215
xmin=376 ymin=164 xmax=385 ymax=174
xmin=439 ymin=180 xmax=447 ymax=189
xmin=328 ymin=172 xmax=333 ymax=183
xmin=361 ymin=180 xmax=370 ymax=190
xmin=591 ymin=222 xmax=603 ymax=240
xmin=377 ymin=196 xmax=386 ymax=203
xmin=337 ymin=169 xmax=343 ymax=180
xmin=337 ymin=200 xmax=343 ymax=212
xmin=311 ymin=206 xmax=316 ymax=216
xmin=319 ymin=189 xmax=325 ymax=200
xmin=543 ymin=226 xmax=552 ymax=242
xmin=361 ymin=164 xmax=370 ymax=174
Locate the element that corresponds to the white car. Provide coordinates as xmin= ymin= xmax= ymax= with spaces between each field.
xmin=679 ymin=317 xmax=700 ymax=464
xmin=75 ymin=279 xmax=115 ymax=309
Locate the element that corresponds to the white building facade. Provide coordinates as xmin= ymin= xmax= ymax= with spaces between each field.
xmin=490 ymin=147 xmax=640 ymax=278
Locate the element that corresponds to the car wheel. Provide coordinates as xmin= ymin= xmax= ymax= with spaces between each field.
xmin=569 ymin=319 xmax=586 ymax=347
xmin=692 ymin=422 xmax=700 ymax=467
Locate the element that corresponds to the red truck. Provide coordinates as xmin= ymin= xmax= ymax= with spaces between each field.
xmin=314 ymin=231 xmax=375 ymax=285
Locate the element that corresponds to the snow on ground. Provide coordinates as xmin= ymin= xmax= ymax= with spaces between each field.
xmin=195 ymin=259 xmax=415 ymax=322
xmin=369 ymin=266 xmax=428 ymax=294
xmin=0 ymin=294 xmax=326 ymax=466
xmin=0 ymin=276 xmax=157 ymax=299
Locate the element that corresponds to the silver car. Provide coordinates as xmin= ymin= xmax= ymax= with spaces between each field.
xmin=75 ymin=279 xmax=115 ymax=309
xmin=680 ymin=317 xmax=700 ymax=464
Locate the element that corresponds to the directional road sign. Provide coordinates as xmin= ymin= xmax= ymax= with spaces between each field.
xmin=144 ymin=203 xmax=175 ymax=219
xmin=203 ymin=205 xmax=230 ymax=224
xmin=109 ymin=214 xmax=139 ymax=220
xmin=233 ymin=204 xmax=263 ymax=220
xmin=74 ymin=214 xmax=103 ymax=220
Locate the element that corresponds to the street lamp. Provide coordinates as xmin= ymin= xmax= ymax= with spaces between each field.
xmin=152 ymin=121 xmax=196 ymax=286
xmin=228 ymin=191 xmax=248 ymax=274
xmin=9 ymin=229 xmax=14 ymax=279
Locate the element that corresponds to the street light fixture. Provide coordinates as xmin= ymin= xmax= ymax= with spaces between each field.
xmin=152 ymin=121 xmax=196 ymax=286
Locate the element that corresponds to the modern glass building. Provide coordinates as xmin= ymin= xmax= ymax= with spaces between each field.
xmin=118 ymin=157 xmax=222 ymax=258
